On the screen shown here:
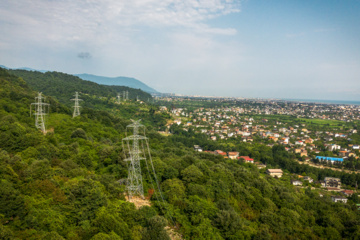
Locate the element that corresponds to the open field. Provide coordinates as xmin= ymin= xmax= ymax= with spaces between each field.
xmin=298 ymin=118 xmax=345 ymax=126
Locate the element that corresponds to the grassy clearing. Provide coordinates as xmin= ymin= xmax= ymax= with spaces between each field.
xmin=298 ymin=118 xmax=344 ymax=126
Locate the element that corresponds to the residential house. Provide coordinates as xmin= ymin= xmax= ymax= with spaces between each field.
xmin=328 ymin=144 xmax=341 ymax=151
xmin=160 ymin=106 xmax=168 ymax=111
xmin=341 ymin=190 xmax=354 ymax=196
xmin=303 ymin=176 xmax=313 ymax=183
xmin=325 ymin=137 xmax=333 ymax=142
xmin=324 ymin=177 xmax=341 ymax=189
xmin=174 ymin=119 xmax=182 ymax=125
xmin=291 ymin=180 xmax=303 ymax=186
xmin=300 ymin=150 xmax=308 ymax=157
xmin=281 ymin=137 xmax=289 ymax=144
xmin=228 ymin=152 xmax=239 ymax=160
xmin=313 ymin=149 xmax=321 ymax=154
xmin=268 ymin=136 xmax=278 ymax=142
xmin=331 ymin=196 xmax=348 ymax=203
xmin=266 ymin=169 xmax=283 ymax=178
xmin=215 ymin=150 xmax=227 ymax=157
xmin=239 ymin=156 xmax=254 ymax=164
xmin=194 ymin=145 xmax=203 ymax=152
xmin=339 ymin=151 xmax=348 ymax=157
xmin=255 ymin=162 xmax=266 ymax=169
xmin=295 ymin=148 xmax=302 ymax=154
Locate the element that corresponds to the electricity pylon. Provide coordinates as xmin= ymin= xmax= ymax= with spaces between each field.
xmin=117 ymin=93 xmax=121 ymax=103
xmin=30 ymin=92 xmax=50 ymax=133
xmin=71 ymin=92 xmax=82 ymax=118
xmin=121 ymin=119 xmax=176 ymax=225
xmin=122 ymin=119 xmax=148 ymax=200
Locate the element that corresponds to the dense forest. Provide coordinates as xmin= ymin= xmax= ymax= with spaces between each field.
xmin=1 ymin=67 xmax=360 ymax=239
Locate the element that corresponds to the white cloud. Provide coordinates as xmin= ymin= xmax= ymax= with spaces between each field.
xmin=0 ymin=0 xmax=242 ymax=78
xmin=0 ymin=0 xmax=240 ymax=43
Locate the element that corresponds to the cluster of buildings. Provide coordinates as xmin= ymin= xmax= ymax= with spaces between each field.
xmin=194 ymin=145 xmax=261 ymax=165
xmin=162 ymin=103 xmax=359 ymax=169
xmin=158 ymin=97 xmax=360 ymax=122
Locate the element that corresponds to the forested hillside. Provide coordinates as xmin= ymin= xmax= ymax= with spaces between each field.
xmin=1 ymin=67 xmax=360 ymax=239
xmin=8 ymin=69 xmax=168 ymax=129
xmin=9 ymin=69 xmax=152 ymax=107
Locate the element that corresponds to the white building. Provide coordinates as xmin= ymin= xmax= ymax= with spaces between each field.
xmin=331 ymin=196 xmax=348 ymax=203
xmin=291 ymin=180 xmax=302 ymax=186
xmin=266 ymin=169 xmax=283 ymax=178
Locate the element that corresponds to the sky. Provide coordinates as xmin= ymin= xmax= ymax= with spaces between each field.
xmin=1 ymin=0 xmax=360 ymax=100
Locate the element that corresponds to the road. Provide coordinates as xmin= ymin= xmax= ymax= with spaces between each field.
xmin=297 ymin=160 xmax=360 ymax=174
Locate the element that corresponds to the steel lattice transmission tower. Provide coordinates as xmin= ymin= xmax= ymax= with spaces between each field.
xmin=30 ymin=92 xmax=50 ymax=133
xmin=71 ymin=92 xmax=82 ymax=118
xmin=121 ymin=120 xmax=176 ymax=225
xmin=122 ymin=119 xmax=148 ymax=200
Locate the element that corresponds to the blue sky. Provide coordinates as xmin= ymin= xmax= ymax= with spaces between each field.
xmin=0 ymin=0 xmax=359 ymax=100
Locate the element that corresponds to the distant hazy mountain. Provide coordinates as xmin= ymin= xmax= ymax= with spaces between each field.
xmin=0 ymin=65 xmax=48 ymax=73
xmin=75 ymin=73 xmax=158 ymax=93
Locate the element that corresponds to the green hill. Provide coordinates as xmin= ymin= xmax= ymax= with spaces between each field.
xmin=9 ymin=69 xmax=152 ymax=107
xmin=1 ymin=67 xmax=360 ymax=239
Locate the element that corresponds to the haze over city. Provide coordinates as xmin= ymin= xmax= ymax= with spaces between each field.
xmin=1 ymin=0 xmax=359 ymax=100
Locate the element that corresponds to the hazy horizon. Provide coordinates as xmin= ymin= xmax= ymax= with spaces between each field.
xmin=1 ymin=0 xmax=359 ymax=100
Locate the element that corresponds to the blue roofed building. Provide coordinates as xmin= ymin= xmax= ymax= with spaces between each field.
xmin=316 ymin=156 xmax=343 ymax=164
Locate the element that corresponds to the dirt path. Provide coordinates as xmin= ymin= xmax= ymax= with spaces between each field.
xmin=126 ymin=196 xmax=183 ymax=240
xmin=297 ymin=160 xmax=360 ymax=174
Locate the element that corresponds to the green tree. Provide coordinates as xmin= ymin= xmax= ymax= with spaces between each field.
xmin=181 ymin=165 xmax=204 ymax=184
xmin=141 ymin=216 xmax=170 ymax=240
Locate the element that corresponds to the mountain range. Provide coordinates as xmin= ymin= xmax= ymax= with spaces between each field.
xmin=0 ymin=65 xmax=158 ymax=93
xmin=74 ymin=73 xmax=158 ymax=93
